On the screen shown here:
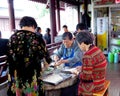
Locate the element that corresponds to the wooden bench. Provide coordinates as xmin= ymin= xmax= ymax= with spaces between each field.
xmin=93 ymin=80 xmax=110 ymax=96
xmin=0 ymin=55 xmax=8 ymax=96
xmin=46 ymin=42 xmax=62 ymax=49
xmin=47 ymin=42 xmax=62 ymax=55
xmin=47 ymin=45 xmax=60 ymax=56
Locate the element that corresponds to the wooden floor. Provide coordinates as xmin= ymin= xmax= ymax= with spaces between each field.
xmin=106 ymin=63 xmax=120 ymax=96
xmin=0 ymin=63 xmax=120 ymax=96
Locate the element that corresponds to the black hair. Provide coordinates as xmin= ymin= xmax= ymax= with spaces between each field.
xmin=63 ymin=25 xmax=67 ymax=29
xmin=19 ymin=16 xmax=37 ymax=29
xmin=36 ymin=27 xmax=41 ymax=32
xmin=46 ymin=28 xmax=50 ymax=33
xmin=0 ymin=31 xmax=1 ymax=38
xmin=76 ymin=23 xmax=86 ymax=31
xmin=76 ymin=31 xmax=93 ymax=45
xmin=62 ymin=32 xmax=73 ymax=40
xmin=73 ymin=31 xmax=77 ymax=37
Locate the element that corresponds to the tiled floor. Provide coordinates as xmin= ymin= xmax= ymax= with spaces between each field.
xmin=106 ymin=63 xmax=120 ymax=96
xmin=0 ymin=83 xmax=8 ymax=96
xmin=0 ymin=63 xmax=120 ymax=96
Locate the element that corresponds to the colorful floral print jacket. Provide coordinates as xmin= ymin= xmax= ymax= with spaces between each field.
xmin=7 ymin=30 xmax=52 ymax=96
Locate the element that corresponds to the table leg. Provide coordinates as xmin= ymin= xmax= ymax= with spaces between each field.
xmin=45 ymin=89 xmax=61 ymax=96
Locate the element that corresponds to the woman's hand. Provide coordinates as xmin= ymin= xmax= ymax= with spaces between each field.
xmin=76 ymin=66 xmax=82 ymax=72
xmin=71 ymin=69 xmax=79 ymax=75
xmin=71 ymin=66 xmax=82 ymax=75
xmin=54 ymin=59 xmax=63 ymax=66
xmin=53 ymin=55 xmax=59 ymax=62
xmin=44 ymin=63 xmax=49 ymax=69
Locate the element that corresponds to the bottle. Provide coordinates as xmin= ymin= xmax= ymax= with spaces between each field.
xmin=108 ymin=52 xmax=114 ymax=63
xmin=114 ymin=52 xmax=119 ymax=64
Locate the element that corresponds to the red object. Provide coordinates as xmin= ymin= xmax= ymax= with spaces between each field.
xmin=16 ymin=89 xmax=21 ymax=96
xmin=115 ymin=0 xmax=120 ymax=3
xmin=78 ymin=46 xmax=107 ymax=96
xmin=96 ymin=0 xmax=115 ymax=5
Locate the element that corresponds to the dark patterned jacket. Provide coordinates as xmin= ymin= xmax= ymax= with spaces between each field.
xmin=7 ymin=30 xmax=52 ymax=96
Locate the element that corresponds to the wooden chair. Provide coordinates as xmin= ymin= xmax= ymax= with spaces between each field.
xmin=0 ymin=55 xmax=8 ymax=89
xmin=93 ymin=80 xmax=110 ymax=96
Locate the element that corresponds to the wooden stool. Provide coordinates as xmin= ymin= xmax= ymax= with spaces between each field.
xmin=93 ymin=80 xmax=110 ymax=96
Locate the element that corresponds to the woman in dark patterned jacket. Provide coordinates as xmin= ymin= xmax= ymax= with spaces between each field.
xmin=7 ymin=16 xmax=52 ymax=96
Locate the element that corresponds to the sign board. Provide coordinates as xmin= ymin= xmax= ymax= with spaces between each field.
xmin=97 ymin=17 xmax=108 ymax=50
xmin=94 ymin=0 xmax=114 ymax=5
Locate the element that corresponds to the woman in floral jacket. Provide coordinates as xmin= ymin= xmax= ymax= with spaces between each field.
xmin=7 ymin=16 xmax=52 ymax=96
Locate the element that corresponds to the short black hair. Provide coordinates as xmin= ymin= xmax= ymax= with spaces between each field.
xmin=76 ymin=23 xmax=86 ymax=31
xmin=46 ymin=28 xmax=50 ymax=33
xmin=19 ymin=16 xmax=37 ymax=29
xmin=62 ymin=32 xmax=73 ymax=40
xmin=63 ymin=25 xmax=67 ymax=28
xmin=76 ymin=31 xmax=93 ymax=45
xmin=36 ymin=27 xmax=41 ymax=32
xmin=0 ymin=31 xmax=1 ymax=38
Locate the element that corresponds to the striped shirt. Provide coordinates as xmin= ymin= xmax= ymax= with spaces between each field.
xmin=78 ymin=46 xmax=107 ymax=96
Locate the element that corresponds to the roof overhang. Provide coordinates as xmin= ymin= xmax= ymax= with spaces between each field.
xmin=29 ymin=0 xmax=84 ymax=5
xmin=29 ymin=0 xmax=47 ymax=4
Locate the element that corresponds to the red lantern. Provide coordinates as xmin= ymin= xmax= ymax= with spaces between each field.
xmin=115 ymin=0 xmax=120 ymax=3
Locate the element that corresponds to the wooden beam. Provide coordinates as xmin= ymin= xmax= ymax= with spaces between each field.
xmin=29 ymin=0 xmax=47 ymax=4
xmin=49 ymin=0 xmax=57 ymax=43
xmin=77 ymin=5 xmax=80 ymax=23
xmin=56 ymin=0 xmax=61 ymax=32
xmin=8 ymin=0 xmax=15 ymax=32
xmin=60 ymin=0 xmax=83 ymax=5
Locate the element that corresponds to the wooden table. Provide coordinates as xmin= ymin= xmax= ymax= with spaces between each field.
xmin=42 ymin=68 xmax=78 ymax=96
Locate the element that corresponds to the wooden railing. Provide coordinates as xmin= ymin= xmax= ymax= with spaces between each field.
xmin=46 ymin=42 xmax=62 ymax=55
xmin=46 ymin=42 xmax=62 ymax=48
xmin=0 ymin=55 xmax=8 ymax=89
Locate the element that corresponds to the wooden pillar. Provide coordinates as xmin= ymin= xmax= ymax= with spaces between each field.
xmin=56 ymin=0 xmax=61 ymax=32
xmin=77 ymin=5 xmax=80 ymax=23
xmin=49 ymin=0 xmax=57 ymax=43
xmin=84 ymin=0 xmax=88 ymax=13
xmin=8 ymin=0 xmax=15 ymax=32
